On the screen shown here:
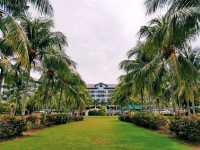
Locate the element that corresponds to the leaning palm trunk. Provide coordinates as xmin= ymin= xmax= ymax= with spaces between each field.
xmin=58 ymin=86 xmax=63 ymax=111
xmin=177 ymin=96 xmax=182 ymax=116
xmin=190 ymin=87 xmax=196 ymax=115
xmin=172 ymin=98 xmax=177 ymax=115
xmin=140 ymin=88 xmax=144 ymax=111
xmin=148 ymin=94 xmax=153 ymax=112
xmin=186 ymin=100 xmax=191 ymax=116
xmin=43 ymin=79 xmax=50 ymax=109
xmin=0 ymin=69 xmax=4 ymax=96
xmin=191 ymin=96 xmax=196 ymax=115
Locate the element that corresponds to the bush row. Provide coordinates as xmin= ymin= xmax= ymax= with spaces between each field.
xmin=119 ymin=112 xmax=168 ymax=130
xmin=120 ymin=112 xmax=200 ymax=142
xmin=170 ymin=116 xmax=200 ymax=142
xmin=88 ymin=110 xmax=106 ymax=116
xmin=0 ymin=114 xmax=84 ymax=140
xmin=43 ymin=114 xmax=84 ymax=126
xmin=0 ymin=118 xmax=26 ymax=139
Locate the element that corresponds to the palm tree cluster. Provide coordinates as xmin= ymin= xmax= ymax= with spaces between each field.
xmin=113 ymin=0 xmax=200 ymax=115
xmin=0 ymin=0 xmax=90 ymax=115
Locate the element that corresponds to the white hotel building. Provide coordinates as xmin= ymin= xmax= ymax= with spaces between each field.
xmin=87 ymin=83 xmax=116 ymax=104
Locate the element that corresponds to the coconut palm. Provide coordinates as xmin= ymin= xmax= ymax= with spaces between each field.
xmin=0 ymin=15 xmax=31 ymax=97
xmin=175 ymin=48 xmax=200 ymax=114
xmin=145 ymin=0 xmax=200 ymax=46
xmin=112 ymin=76 xmax=134 ymax=108
xmin=20 ymin=17 xmax=69 ymax=65
xmin=62 ymin=73 xmax=90 ymax=113
xmin=0 ymin=0 xmax=53 ymax=89
xmin=0 ymin=0 xmax=53 ymax=16
xmin=120 ymin=41 xmax=166 ymax=108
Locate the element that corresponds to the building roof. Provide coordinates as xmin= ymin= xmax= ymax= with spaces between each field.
xmin=87 ymin=83 xmax=116 ymax=89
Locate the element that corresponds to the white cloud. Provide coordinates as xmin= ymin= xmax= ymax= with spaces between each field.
xmin=50 ymin=0 xmax=150 ymax=84
xmin=51 ymin=0 xmax=199 ymax=84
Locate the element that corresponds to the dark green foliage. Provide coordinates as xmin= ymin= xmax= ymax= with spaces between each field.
xmin=119 ymin=114 xmax=133 ymax=122
xmin=88 ymin=110 xmax=106 ymax=116
xmin=170 ymin=116 xmax=200 ymax=142
xmin=119 ymin=112 xmax=168 ymax=130
xmin=132 ymin=112 xmax=168 ymax=130
xmin=44 ymin=114 xmax=84 ymax=126
xmin=196 ymin=107 xmax=200 ymax=113
xmin=0 ymin=118 xmax=26 ymax=139
xmin=0 ymin=103 xmax=9 ymax=114
xmin=45 ymin=114 xmax=69 ymax=126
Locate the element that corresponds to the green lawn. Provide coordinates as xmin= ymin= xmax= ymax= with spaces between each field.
xmin=0 ymin=117 xmax=192 ymax=150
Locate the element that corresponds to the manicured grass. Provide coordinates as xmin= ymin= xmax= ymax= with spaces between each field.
xmin=0 ymin=117 xmax=192 ymax=150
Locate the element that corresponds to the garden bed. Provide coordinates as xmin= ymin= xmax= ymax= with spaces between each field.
xmin=0 ymin=113 xmax=84 ymax=140
xmin=119 ymin=112 xmax=200 ymax=144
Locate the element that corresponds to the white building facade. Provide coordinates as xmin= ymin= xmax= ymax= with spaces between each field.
xmin=87 ymin=83 xmax=116 ymax=104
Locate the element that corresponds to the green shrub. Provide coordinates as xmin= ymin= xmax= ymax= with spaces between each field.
xmin=119 ymin=114 xmax=133 ymax=122
xmin=196 ymin=107 xmax=200 ymax=114
xmin=0 ymin=102 xmax=9 ymax=114
xmin=71 ymin=116 xmax=84 ymax=121
xmin=44 ymin=113 xmax=84 ymax=126
xmin=25 ymin=115 xmax=38 ymax=129
xmin=170 ymin=116 xmax=200 ymax=142
xmin=88 ymin=110 xmax=106 ymax=116
xmin=119 ymin=112 xmax=168 ymax=130
xmin=46 ymin=114 xmax=68 ymax=126
xmin=0 ymin=118 xmax=26 ymax=139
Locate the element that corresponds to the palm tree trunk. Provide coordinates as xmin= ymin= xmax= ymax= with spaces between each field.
xmin=186 ymin=100 xmax=191 ymax=116
xmin=172 ymin=98 xmax=176 ymax=115
xmin=177 ymin=96 xmax=181 ymax=116
xmin=0 ymin=68 xmax=4 ymax=97
xmin=59 ymin=86 xmax=63 ymax=111
xmin=43 ymin=79 xmax=50 ymax=109
xmin=149 ymin=94 xmax=153 ymax=112
xmin=192 ymin=95 xmax=196 ymax=115
xmin=140 ymin=88 xmax=144 ymax=111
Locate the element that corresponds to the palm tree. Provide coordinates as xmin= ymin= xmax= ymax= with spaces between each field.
xmin=145 ymin=0 xmax=200 ymax=48
xmin=20 ymin=18 xmax=68 ymax=65
xmin=175 ymin=48 xmax=200 ymax=114
xmin=0 ymin=16 xmax=31 ymax=97
xmin=138 ymin=15 xmax=200 ymax=113
xmin=119 ymin=42 xmax=165 ymax=110
xmin=62 ymin=74 xmax=90 ymax=114
xmin=0 ymin=0 xmax=53 ymax=16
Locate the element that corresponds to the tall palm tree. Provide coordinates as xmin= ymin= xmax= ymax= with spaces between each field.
xmin=145 ymin=0 xmax=200 ymax=45
xmin=0 ymin=0 xmax=53 ymax=16
xmin=120 ymin=42 xmax=165 ymax=109
xmin=20 ymin=18 xmax=68 ymax=65
xmin=175 ymin=49 xmax=200 ymax=114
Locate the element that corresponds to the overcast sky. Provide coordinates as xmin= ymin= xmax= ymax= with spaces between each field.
xmin=49 ymin=0 xmax=154 ymax=84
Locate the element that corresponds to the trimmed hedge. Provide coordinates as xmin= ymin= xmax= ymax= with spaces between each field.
xmin=0 ymin=118 xmax=26 ymax=139
xmin=0 ymin=113 xmax=84 ymax=140
xmin=45 ymin=114 xmax=68 ymax=126
xmin=119 ymin=112 xmax=168 ymax=130
xmin=170 ymin=116 xmax=200 ymax=142
xmin=43 ymin=114 xmax=84 ymax=126
xmin=88 ymin=110 xmax=106 ymax=116
xmin=119 ymin=114 xmax=133 ymax=122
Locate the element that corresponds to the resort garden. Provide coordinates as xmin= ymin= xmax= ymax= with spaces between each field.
xmin=0 ymin=0 xmax=89 ymax=141
xmin=0 ymin=0 xmax=200 ymax=150
xmin=113 ymin=0 xmax=200 ymax=145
